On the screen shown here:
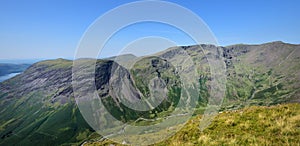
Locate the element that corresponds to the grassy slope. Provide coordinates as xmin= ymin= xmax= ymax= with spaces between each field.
xmin=0 ymin=59 xmax=97 ymax=146
xmin=86 ymin=103 xmax=300 ymax=146
xmin=1 ymin=42 xmax=299 ymax=145
xmin=0 ymin=94 xmax=96 ymax=146
xmin=222 ymin=42 xmax=300 ymax=109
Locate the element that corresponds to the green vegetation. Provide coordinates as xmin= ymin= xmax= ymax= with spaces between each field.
xmin=0 ymin=91 xmax=96 ymax=146
xmin=101 ymin=87 xmax=181 ymax=124
xmin=34 ymin=58 xmax=72 ymax=70
xmin=86 ymin=103 xmax=300 ymax=146
xmin=1 ymin=42 xmax=300 ymax=145
xmin=101 ymin=56 xmax=182 ymax=122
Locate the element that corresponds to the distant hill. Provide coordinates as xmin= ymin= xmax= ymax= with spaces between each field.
xmin=0 ymin=41 xmax=299 ymax=145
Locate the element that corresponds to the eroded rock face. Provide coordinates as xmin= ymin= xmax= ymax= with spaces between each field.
xmin=1 ymin=42 xmax=300 ymax=106
xmin=0 ymin=41 xmax=300 ymax=145
xmin=0 ymin=60 xmax=120 ymax=103
xmin=0 ymin=59 xmax=73 ymax=100
xmin=104 ymin=62 xmax=142 ymax=103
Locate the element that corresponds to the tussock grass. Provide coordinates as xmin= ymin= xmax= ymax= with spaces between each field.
xmin=86 ymin=103 xmax=300 ymax=146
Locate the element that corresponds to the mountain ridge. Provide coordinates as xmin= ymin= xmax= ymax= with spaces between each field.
xmin=0 ymin=41 xmax=299 ymax=145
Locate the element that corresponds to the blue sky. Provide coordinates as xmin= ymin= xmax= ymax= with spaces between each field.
xmin=0 ymin=0 xmax=300 ymax=59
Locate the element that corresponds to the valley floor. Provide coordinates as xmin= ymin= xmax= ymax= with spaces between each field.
xmin=85 ymin=103 xmax=300 ymax=146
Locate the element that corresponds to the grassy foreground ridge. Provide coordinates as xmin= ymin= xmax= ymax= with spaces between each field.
xmin=86 ymin=103 xmax=300 ymax=146
xmin=1 ymin=42 xmax=299 ymax=145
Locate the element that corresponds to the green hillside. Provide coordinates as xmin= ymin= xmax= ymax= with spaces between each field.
xmin=0 ymin=42 xmax=299 ymax=145
xmin=86 ymin=103 xmax=300 ymax=146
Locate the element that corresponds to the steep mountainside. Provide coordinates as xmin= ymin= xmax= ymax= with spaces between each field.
xmin=0 ymin=59 xmax=93 ymax=145
xmin=0 ymin=41 xmax=299 ymax=145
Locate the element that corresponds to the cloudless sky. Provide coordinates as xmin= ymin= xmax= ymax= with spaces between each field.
xmin=0 ymin=0 xmax=299 ymax=59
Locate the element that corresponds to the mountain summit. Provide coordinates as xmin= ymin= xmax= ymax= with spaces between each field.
xmin=0 ymin=41 xmax=299 ymax=145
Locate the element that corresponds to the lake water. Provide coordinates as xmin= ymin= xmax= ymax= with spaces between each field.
xmin=0 ymin=73 xmax=20 ymax=82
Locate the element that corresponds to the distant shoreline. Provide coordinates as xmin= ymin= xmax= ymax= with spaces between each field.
xmin=0 ymin=72 xmax=20 ymax=82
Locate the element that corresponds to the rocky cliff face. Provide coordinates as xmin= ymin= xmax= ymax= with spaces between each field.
xmin=0 ymin=59 xmax=131 ymax=145
xmin=0 ymin=41 xmax=299 ymax=145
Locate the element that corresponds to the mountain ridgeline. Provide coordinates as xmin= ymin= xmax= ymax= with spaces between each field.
xmin=0 ymin=41 xmax=299 ymax=145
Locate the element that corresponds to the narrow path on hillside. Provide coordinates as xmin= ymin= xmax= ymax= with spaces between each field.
xmin=278 ymin=48 xmax=296 ymax=66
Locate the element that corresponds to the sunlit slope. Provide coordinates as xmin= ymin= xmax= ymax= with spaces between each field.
xmin=0 ymin=41 xmax=299 ymax=145
xmin=86 ymin=103 xmax=300 ymax=146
